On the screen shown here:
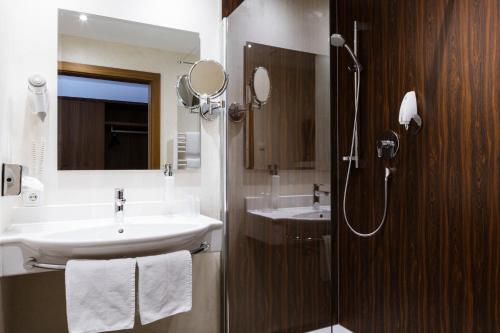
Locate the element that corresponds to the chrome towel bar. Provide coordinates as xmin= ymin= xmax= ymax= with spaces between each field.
xmin=26 ymin=242 xmax=210 ymax=271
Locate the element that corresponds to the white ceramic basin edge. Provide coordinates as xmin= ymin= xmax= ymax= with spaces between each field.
xmin=0 ymin=214 xmax=222 ymax=265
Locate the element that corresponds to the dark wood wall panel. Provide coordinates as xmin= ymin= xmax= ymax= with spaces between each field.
xmin=334 ymin=0 xmax=500 ymax=331
xmin=244 ymin=43 xmax=316 ymax=170
xmin=222 ymin=0 xmax=245 ymax=17
xmin=58 ymin=97 xmax=105 ymax=170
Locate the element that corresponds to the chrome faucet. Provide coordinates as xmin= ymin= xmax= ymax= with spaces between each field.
xmin=313 ymin=184 xmax=330 ymax=209
xmin=114 ymin=188 xmax=126 ymax=223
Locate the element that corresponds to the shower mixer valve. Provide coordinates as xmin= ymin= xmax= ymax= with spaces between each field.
xmin=376 ymin=131 xmax=400 ymax=160
xmin=377 ymin=140 xmax=396 ymax=158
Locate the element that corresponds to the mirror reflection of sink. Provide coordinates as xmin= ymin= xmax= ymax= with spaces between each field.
xmin=291 ymin=209 xmax=330 ymax=220
xmin=248 ymin=206 xmax=331 ymax=221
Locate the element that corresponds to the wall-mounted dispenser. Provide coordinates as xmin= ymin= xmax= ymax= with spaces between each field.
xmin=398 ymin=91 xmax=422 ymax=131
xmin=1 ymin=164 xmax=23 ymax=196
xmin=268 ymin=164 xmax=280 ymax=210
xmin=28 ymin=74 xmax=49 ymax=120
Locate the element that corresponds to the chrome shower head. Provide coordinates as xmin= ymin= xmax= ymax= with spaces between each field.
xmin=330 ymin=33 xmax=362 ymax=72
xmin=330 ymin=34 xmax=346 ymax=47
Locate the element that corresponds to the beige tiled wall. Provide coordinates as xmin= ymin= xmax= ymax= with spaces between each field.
xmin=0 ymin=253 xmax=221 ymax=333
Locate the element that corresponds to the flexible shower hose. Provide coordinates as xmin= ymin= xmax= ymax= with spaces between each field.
xmin=342 ymin=68 xmax=390 ymax=238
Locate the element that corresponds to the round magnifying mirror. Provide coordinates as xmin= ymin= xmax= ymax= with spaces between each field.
xmin=176 ymin=75 xmax=200 ymax=110
xmin=188 ymin=60 xmax=228 ymax=99
xmin=252 ymin=67 xmax=271 ymax=105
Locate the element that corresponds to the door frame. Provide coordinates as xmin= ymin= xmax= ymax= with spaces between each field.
xmin=58 ymin=61 xmax=161 ymax=169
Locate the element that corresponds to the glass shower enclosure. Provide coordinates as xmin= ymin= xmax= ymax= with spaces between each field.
xmin=225 ymin=0 xmax=334 ymax=331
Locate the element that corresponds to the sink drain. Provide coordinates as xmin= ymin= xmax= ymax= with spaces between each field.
xmin=118 ymin=228 xmax=124 ymax=233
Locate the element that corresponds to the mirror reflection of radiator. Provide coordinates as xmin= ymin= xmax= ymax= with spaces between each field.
xmin=176 ymin=132 xmax=201 ymax=169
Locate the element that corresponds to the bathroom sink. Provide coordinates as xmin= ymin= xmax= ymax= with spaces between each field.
xmin=245 ymin=206 xmax=331 ymax=245
xmin=248 ymin=206 xmax=331 ymax=221
xmin=0 ymin=214 xmax=222 ymax=264
xmin=291 ymin=210 xmax=330 ymax=220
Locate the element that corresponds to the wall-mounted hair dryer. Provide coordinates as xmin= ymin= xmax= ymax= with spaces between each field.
xmin=28 ymin=74 xmax=49 ymax=120
xmin=399 ymin=91 xmax=422 ymax=131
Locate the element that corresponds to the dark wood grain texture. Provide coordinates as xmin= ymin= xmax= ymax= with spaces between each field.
xmin=105 ymin=102 xmax=149 ymax=170
xmin=244 ymin=42 xmax=316 ymax=170
xmin=222 ymin=0 xmax=245 ymax=17
xmin=334 ymin=0 xmax=500 ymax=331
xmin=58 ymin=97 xmax=105 ymax=170
xmin=58 ymin=97 xmax=149 ymax=170
xmin=58 ymin=61 xmax=161 ymax=169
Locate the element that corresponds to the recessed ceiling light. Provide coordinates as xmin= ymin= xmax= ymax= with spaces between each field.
xmin=79 ymin=14 xmax=88 ymax=22
xmin=247 ymin=44 xmax=252 ymax=48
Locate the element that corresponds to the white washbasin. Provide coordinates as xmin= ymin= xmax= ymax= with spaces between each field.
xmin=0 ymin=214 xmax=222 ymax=265
xmin=292 ymin=209 xmax=330 ymax=220
xmin=248 ymin=206 xmax=331 ymax=221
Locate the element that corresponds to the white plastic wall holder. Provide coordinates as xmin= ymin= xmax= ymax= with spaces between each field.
xmin=28 ymin=74 xmax=49 ymax=120
xmin=398 ymin=91 xmax=422 ymax=131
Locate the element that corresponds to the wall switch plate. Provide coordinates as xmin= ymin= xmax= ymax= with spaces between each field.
xmin=1 ymin=164 xmax=23 ymax=196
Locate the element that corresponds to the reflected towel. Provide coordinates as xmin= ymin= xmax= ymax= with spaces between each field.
xmin=186 ymin=158 xmax=201 ymax=168
xmin=137 ymin=250 xmax=192 ymax=325
xmin=185 ymin=132 xmax=200 ymax=156
xmin=65 ymin=258 xmax=136 ymax=333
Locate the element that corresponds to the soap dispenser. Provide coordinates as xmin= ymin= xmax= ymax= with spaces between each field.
xmin=268 ymin=164 xmax=280 ymax=210
xmin=163 ymin=163 xmax=175 ymax=202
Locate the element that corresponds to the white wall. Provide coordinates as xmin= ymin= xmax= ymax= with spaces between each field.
xmin=0 ymin=0 xmax=223 ymax=224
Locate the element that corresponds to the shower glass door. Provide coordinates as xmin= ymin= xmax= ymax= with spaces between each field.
xmin=225 ymin=0 xmax=334 ymax=331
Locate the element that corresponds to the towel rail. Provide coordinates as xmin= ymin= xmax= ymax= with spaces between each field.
xmin=26 ymin=242 xmax=210 ymax=271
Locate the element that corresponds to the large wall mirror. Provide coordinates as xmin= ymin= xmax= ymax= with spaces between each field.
xmin=57 ymin=10 xmax=201 ymax=170
xmin=244 ymin=42 xmax=322 ymax=170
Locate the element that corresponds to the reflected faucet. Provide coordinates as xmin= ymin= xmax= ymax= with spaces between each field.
xmin=114 ymin=188 xmax=126 ymax=223
xmin=313 ymin=184 xmax=330 ymax=209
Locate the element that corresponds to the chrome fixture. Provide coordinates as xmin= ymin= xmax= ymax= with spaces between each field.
xmin=330 ymin=34 xmax=362 ymax=73
xmin=26 ymin=242 xmax=210 ymax=271
xmin=334 ymin=22 xmax=396 ymax=238
xmin=313 ymin=184 xmax=330 ymax=209
xmin=229 ymin=65 xmax=271 ymax=122
xmin=331 ymin=27 xmax=363 ymax=168
xmin=1 ymin=164 xmax=24 ymax=196
xmin=164 ymin=163 xmax=173 ymax=176
xmin=176 ymin=74 xmax=200 ymax=111
xmin=114 ymin=188 xmax=126 ymax=223
xmin=377 ymin=130 xmax=400 ymax=159
xmin=249 ymin=66 xmax=271 ymax=108
xmin=185 ymin=59 xmax=228 ymax=121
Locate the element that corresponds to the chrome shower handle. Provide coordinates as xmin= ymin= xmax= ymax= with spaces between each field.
xmin=377 ymin=140 xmax=396 ymax=158
xmin=376 ymin=130 xmax=400 ymax=160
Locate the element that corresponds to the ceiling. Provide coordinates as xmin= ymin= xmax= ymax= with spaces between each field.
xmin=58 ymin=9 xmax=200 ymax=55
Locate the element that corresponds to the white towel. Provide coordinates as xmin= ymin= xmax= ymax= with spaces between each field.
xmin=65 ymin=258 xmax=136 ymax=333
xmin=186 ymin=157 xmax=201 ymax=168
xmin=137 ymin=250 xmax=192 ymax=325
xmin=185 ymin=132 xmax=200 ymax=156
